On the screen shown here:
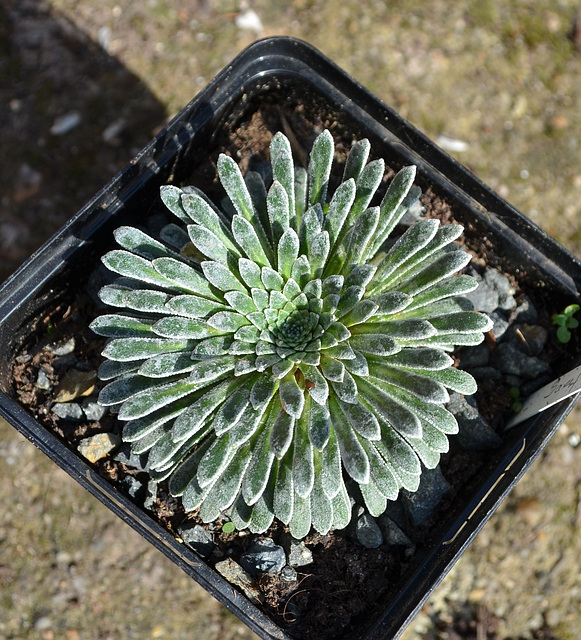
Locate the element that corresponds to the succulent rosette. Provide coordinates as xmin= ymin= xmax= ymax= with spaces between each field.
xmin=91 ymin=130 xmax=492 ymax=538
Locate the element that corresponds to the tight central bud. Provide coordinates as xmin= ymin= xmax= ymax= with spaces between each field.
xmin=278 ymin=309 xmax=313 ymax=348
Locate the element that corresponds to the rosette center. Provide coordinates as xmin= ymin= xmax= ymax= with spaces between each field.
xmin=275 ymin=309 xmax=315 ymax=350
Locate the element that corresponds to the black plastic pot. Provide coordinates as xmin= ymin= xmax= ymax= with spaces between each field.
xmin=1 ymin=37 xmax=580 ymax=640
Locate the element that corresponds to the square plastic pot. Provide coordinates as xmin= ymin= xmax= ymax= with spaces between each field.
xmin=1 ymin=36 xmax=580 ymax=640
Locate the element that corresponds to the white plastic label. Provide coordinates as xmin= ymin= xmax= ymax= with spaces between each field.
xmin=506 ymin=363 xmax=581 ymax=429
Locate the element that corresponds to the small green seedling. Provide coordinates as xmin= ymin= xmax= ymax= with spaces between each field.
xmin=552 ymin=304 xmax=579 ymax=344
xmin=222 ymin=522 xmax=236 ymax=534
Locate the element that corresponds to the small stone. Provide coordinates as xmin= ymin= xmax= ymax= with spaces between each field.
xmin=568 ymin=433 xmax=581 ymax=448
xmin=120 ymin=475 xmax=145 ymax=501
xmin=288 ymin=540 xmax=313 ymax=567
xmin=509 ymin=295 xmax=538 ymax=324
xmin=50 ymin=111 xmax=81 ymax=135
xmin=81 ymin=400 xmax=107 ymax=421
xmin=402 ymin=466 xmax=451 ymax=525
xmin=239 ymin=538 xmax=286 ymax=576
xmin=493 ymin=342 xmax=550 ymax=379
xmin=280 ymin=566 xmax=298 ymax=582
xmin=355 ymin=514 xmax=383 ymax=548
xmin=54 ymin=369 xmax=97 ymax=402
xmin=377 ymin=515 xmax=412 ymax=546
xmin=55 ymin=551 xmax=72 ymax=565
xmin=468 ymin=588 xmax=487 ymax=603
xmin=435 ymin=134 xmax=469 ymax=152
xmin=113 ymin=443 xmax=148 ymax=472
xmin=483 ymin=268 xmax=516 ymax=310
xmin=48 ymin=337 xmax=76 ymax=356
xmin=35 ymin=369 xmax=52 ymax=390
xmin=380 ymin=501 xmax=407 ymax=530
xmin=178 ymin=523 xmax=213 ymax=558
xmin=77 ymin=432 xmax=121 ymax=463
xmin=97 ymin=25 xmax=113 ymax=52
xmin=34 ymin=616 xmax=52 ymax=631
xmin=503 ymin=324 xmax=548 ymax=357
xmin=235 ymin=8 xmax=263 ymax=34
xmin=143 ymin=479 xmax=158 ymax=510
xmin=52 ymin=402 xmax=84 ymax=421
xmin=398 ymin=198 xmax=425 ymax=226
xmin=465 ymin=272 xmax=499 ymax=313
xmin=489 ymin=311 xmax=510 ymax=340
xmin=545 ymin=609 xmax=561 ymax=628
xmin=102 ymin=118 xmax=126 ymax=143
xmin=528 ymin=612 xmax=544 ymax=631
xmin=215 ymin=558 xmax=263 ymax=605
xmin=447 ymin=393 xmax=503 ymax=450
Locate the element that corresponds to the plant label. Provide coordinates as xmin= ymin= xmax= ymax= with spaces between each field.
xmin=506 ymin=363 xmax=581 ymax=429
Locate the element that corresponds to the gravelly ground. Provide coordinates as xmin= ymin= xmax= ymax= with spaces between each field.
xmin=2 ymin=1 xmax=581 ymax=638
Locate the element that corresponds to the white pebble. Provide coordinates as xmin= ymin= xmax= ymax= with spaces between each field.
xmin=50 ymin=111 xmax=81 ymax=136
xmin=436 ymin=134 xmax=469 ymax=152
xmin=235 ymin=9 xmax=263 ymax=34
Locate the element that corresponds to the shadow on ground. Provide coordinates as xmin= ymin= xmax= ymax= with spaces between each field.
xmin=0 ymin=0 xmax=166 ymax=282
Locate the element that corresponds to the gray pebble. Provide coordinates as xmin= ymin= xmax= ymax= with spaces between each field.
xmin=143 ymin=479 xmax=158 ymax=511
xmin=402 ymin=466 xmax=451 ymax=525
xmin=34 ymin=616 xmax=52 ymax=631
xmin=52 ymin=402 xmax=84 ymax=420
xmin=48 ymin=337 xmax=76 ymax=356
xmin=120 ymin=475 xmax=145 ymax=501
xmin=465 ymin=276 xmax=499 ymax=314
xmin=493 ymin=342 xmax=550 ymax=379
xmin=483 ymin=268 xmax=516 ymax=310
xmin=82 ymin=400 xmax=107 ymax=421
xmin=113 ymin=443 xmax=148 ymax=472
xmin=489 ymin=311 xmax=510 ymax=340
xmin=398 ymin=197 xmax=425 ymax=226
xmin=503 ymin=324 xmax=547 ymax=356
xmin=509 ymin=295 xmax=538 ymax=324
xmin=377 ymin=515 xmax=412 ymax=547
xmin=355 ymin=513 xmax=384 ymax=548
xmin=35 ymin=369 xmax=52 ymax=390
xmin=288 ymin=540 xmax=313 ymax=567
xmin=280 ymin=566 xmax=298 ymax=582
xmin=380 ymin=501 xmax=408 ymax=530
xmin=178 ymin=523 xmax=214 ymax=558
xmin=447 ymin=392 xmax=503 ymax=450
xmin=239 ymin=538 xmax=286 ymax=576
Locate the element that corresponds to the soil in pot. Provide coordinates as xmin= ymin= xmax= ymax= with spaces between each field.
xmin=10 ymin=87 xmax=581 ymax=640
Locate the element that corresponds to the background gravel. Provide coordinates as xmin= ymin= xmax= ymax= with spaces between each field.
xmin=2 ymin=1 xmax=581 ymax=638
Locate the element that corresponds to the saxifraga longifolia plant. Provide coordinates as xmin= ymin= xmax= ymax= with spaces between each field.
xmin=91 ymin=130 xmax=492 ymax=539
